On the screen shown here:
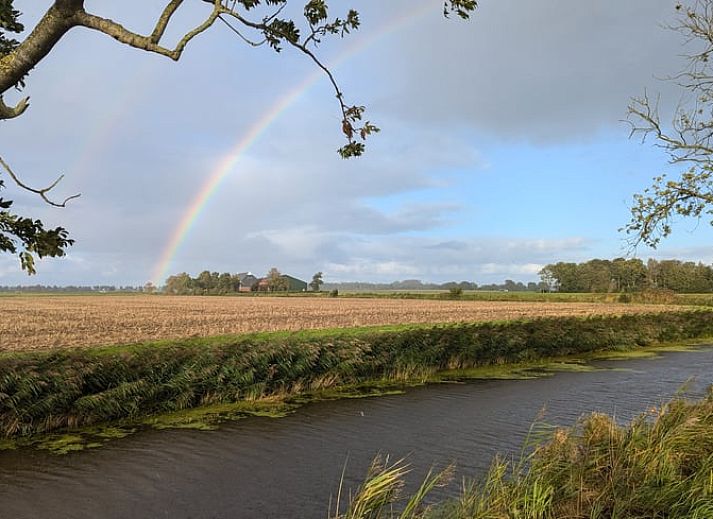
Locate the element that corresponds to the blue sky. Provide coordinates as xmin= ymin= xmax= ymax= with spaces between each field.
xmin=1 ymin=0 xmax=711 ymax=285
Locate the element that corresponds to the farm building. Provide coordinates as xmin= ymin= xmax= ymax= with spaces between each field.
xmin=252 ymin=274 xmax=307 ymax=292
xmin=237 ymin=272 xmax=258 ymax=292
xmin=281 ymin=275 xmax=308 ymax=292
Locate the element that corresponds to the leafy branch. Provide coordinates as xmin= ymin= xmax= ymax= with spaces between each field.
xmin=625 ymin=0 xmax=713 ymax=247
xmin=0 ymin=0 xmax=477 ymax=272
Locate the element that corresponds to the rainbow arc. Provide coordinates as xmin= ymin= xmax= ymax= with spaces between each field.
xmin=151 ymin=2 xmax=435 ymax=284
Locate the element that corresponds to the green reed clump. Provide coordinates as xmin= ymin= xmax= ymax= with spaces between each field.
xmin=332 ymin=391 xmax=713 ymax=519
xmin=1 ymin=310 xmax=713 ymax=437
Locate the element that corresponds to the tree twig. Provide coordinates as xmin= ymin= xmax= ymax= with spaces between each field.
xmin=0 ymin=155 xmax=80 ymax=208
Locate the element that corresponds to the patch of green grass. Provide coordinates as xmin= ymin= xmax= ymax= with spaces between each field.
xmin=0 ymin=400 xmax=299 ymax=454
xmin=35 ymin=434 xmax=89 ymax=455
xmin=535 ymin=361 xmax=601 ymax=373
xmin=588 ymin=349 xmax=662 ymax=361
xmin=437 ymin=358 xmax=608 ymax=381
xmin=142 ymin=400 xmax=297 ymax=431
xmin=437 ymin=364 xmax=545 ymax=380
xmin=290 ymin=383 xmax=409 ymax=404
xmin=0 ymin=425 xmax=142 ymax=455
xmin=0 ymin=438 xmax=17 ymax=450
xmin=587 ymin=340 xmax=709 ymax=361
xmin=90 ymin=426 xmax=137 ymax=440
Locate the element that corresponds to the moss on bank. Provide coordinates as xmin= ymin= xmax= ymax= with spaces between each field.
xmin=1 ymin=310 xmax=713 ymax=448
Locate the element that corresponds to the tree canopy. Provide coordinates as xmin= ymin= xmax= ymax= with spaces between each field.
xmin=625 ymin=0 xmax=713 ymax=248
xmin=309 ymin=271 xmax=323 ymax=292
xmin=164 ymin=271 xmax=242 ymax=295
xmin=0 ymin=0 xmax=477 ymax=273
xmin=539 ymin=257 xmax=713 ymax=294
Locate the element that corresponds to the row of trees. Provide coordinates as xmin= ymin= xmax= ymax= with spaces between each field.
xmin=322 ymin=279 xmax=549 ymax=292
xmin=539 ymin=259 xmax=713 ymax=293
xmin=164 ymin=269 xmax=324 ymax=295
xmin=164 ymin=271 xmax=245 ymax=295
xmin=0 ymin=284 xmax=145 ymax=293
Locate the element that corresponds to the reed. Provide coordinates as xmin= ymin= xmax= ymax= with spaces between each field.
xmin=1 ymin=310 xmax=712 ymax=438
xmin=334 ymin=391 xmax=713 ymax=519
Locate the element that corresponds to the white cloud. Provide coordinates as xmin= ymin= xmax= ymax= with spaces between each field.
xmin=326 ymin=260 xmax=421 ymax=278
xmin=478 ymin=263 xmax=545 ymax=276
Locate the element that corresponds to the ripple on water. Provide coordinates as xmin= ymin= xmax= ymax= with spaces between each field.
xmin=0 ymin=346 xmax=712 ymax=519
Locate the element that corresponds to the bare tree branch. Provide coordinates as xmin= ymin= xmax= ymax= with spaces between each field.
xmin=0 ymin=95 xmax=29 ymax=119
xmin=217 ymin=16 xmax=266 ymax=47
xmin=0 ymin=155 xmax=80 ymax=208
xmin=149 ymin=0 xmax=185 ymax=44
xmin=75 ymin=1 xmax=223 ymax=62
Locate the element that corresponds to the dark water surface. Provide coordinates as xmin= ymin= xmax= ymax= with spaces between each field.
xmin=1 ymin=347 xmax=713 ymax=519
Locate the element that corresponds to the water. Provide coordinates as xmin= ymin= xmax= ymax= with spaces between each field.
xmin=1 ymin=348 xmax=712 ymax=519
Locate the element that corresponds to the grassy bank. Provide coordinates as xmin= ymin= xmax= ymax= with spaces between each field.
xmin=1 ymin=310 xmax=712 ymax=441
xmin=337 ymin=290 xmax=713 ymax=306
xmin=333 ymin=391 xmax=713 ymax=519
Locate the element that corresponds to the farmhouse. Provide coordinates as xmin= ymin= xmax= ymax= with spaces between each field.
xmin=237 ymin=272 xmax=258 ymax=292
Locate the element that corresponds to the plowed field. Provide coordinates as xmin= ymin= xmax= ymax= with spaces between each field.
xmin=0 ymin=295 xmax=683 ymax=351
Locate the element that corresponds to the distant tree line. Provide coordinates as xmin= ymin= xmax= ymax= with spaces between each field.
xmin=322 ymin=280 xmax=478 ymax=291
xmin=164 ymin=271 xmax=242 ymax=295
xmin=0 ymin=285 xmax=144 ymax=293
xmin=7 ymin=258 xmax=712 ymax=295
xmin=477 ymin=280 xmax=550 ymax=292
xmin=539 ymin=259 xmax=713 ymax=293
xmin=322 ymin=279 xmax=549 ymax=292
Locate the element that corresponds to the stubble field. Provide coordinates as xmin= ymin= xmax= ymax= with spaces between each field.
xmin=0 ymin=294 xmax=685 ymax=352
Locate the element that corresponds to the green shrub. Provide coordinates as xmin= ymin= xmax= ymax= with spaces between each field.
xmin=449 ymin=287 xmax=463 ymax=299
xmin=618 ymin=293 xmax=632 ymax=303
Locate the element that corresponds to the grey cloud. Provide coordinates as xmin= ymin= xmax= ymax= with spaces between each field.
xmin=0 ymin=1 xmax=695 ymax=286
xmin=424 ymin=241 xmax=469 ymax=251
xmin=0 ymin=120 xmax=476 ymax=284
xmin=364 ymin=0 xmax=684 ymax=142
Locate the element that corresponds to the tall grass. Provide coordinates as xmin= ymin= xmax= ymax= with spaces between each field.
xmin=329 ymin=457 xmax=453 ymax=519
xmin=335 ymin=391 xmax=713 ymax=519
xmin=1 ymin=310 xmax=712 ymax=437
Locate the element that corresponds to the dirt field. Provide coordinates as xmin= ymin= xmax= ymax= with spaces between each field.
xmin=0 ymin=294 xmax=685 ymax=351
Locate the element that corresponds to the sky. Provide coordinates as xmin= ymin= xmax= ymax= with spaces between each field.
xmin=1 ymin=0 xmax=712 ymax=286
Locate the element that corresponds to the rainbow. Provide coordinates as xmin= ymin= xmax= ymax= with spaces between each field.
xmin=69 ymin=62 xmax=158 ymax=186
xmin=151 ymin=1 xmax=436 ymax=284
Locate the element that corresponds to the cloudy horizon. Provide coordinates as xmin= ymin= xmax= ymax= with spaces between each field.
xmin=1 ymin=0 xmax=711 ymax=287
